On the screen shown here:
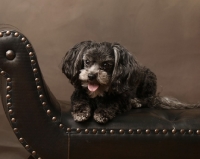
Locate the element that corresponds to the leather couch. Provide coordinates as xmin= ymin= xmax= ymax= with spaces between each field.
xmin=1 ymin=30 xmax=200 ymax=159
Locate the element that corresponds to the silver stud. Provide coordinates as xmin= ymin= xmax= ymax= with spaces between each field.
xmin=76 ymin=128 xmax=81 ymax=133
xmin=35 ymin=78 xmax=39 ymax=82
xmin=180 ymin=129 xmax=185 ymax=134
xmin=42 ymin=102 xmax=47 ymax=106
xmin=101 ymin=129 xmax=106 ymax=134
xmin=163 ymin=129 xmax=168 ymax=134
xmin=7 ymin=102 xmax=12 ymax=107
xmin=31 ymin=60 xmax=36 ymax=64
xmin=38 ymin=157 xmax=42 ymax=159
xmin=172 ymin=129 xmax=176 ymax=134
xmin=11 ymin=118 xmax=16 ymax=123
xmin=155 ymin=129 xmax=159 ymax=134
xmin=6 ymin=31 xmax=11 ymax=35
xmin=37 ymin=85 xmax=41 ymax=90
xmin=19 ymin=138 xmax=24 ymax=143
xmin=6 ymin=94 xmax=11 ymax=99
xmin=119 ymin=129 xmax=124 ymax=134
xmin=25 ymin=145 xmax=30 ymax=149
xmin=6 ymin=78 xmax=11 ymax=82
xmin=59 ymin=124 xmax=64 ymax=129
xmin=66 ymin=128 xmax=71 ymax=132
xmin=110 ymin=130 xmax=115 ymax=134
xmin=6 ymin=86 xmax=11 ymax=91
xmin=85 ymin=129 xmax=89 ymax=134
xmin=14 ymin=32 xmax=19 ymax=37
xmin=13 ymin=128 xmax=18 ymax=133
xmin=8 ymin=109 xmax=13 ymax=114
xmin=29 ymin=52 xmax=34 ymax=56
xmin=33 ymin=68 xmax=38 ymax=73
xmin=0 ymin=32 xmax=3 ymax=37
xmin=21 ymin=37 xmax=26 ymax=42
xmin=52 ymin=116 xmax=56 ymax=121
xmin=92 ymin=129 xmax=97 ymax=134
xmin=137 ymin=129 xmax=141 ymax=134
xmin=32 ymin=151 xmax=36 ymax=155
xmin=0 ymin=71 xmax=5 ymax=75
xmin=146 ymin=129 xmax=150 ymax=134
xmin=47 ymin=109 xmax=51 ymax=115
xmin=196 ymin=130 xmax=200 ymax=135
xmin=128 ymin=129 xmax=133 ymax=134
xmin=39 ymin=94 xmax=44 ymax=98
xmin=188 ymin=130 xmax=193 ymax=134
xmin=26 ymin=44 xmax=31 ymax=48
xmin=6 ymin=50 xmax=15 ymax=60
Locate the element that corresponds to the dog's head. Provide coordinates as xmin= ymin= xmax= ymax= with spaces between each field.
xmin=62 ymin=41 xmax=139 ymax=98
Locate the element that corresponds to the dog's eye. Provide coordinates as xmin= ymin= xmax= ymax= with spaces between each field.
xmin=103 ymin=63 xmax=108 ymax=67
xmin=101 ymin=62 xmax=112 ymax=70
xmin=85 ymin=60 xmax=90 ymax=65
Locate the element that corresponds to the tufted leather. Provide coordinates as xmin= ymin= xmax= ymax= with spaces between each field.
xmin=1 ymin=30 xmax=200 ymax=159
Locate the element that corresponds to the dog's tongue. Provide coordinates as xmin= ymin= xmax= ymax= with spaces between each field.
xmin=88 ymin=83 xmax=99 ymax=92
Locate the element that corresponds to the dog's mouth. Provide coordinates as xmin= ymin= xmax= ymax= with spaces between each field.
xmin=88 ymin=82 xmax=99 ymax=92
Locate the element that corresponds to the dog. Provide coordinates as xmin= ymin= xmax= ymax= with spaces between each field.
xmin=62 ymin=41 xmax=200 ymax=123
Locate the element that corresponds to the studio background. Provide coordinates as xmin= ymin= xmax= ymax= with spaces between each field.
xmin=0 ymin=0 xmax=200 ymax=158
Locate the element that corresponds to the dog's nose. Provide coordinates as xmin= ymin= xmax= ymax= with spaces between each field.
xmin=88 ymin=73 xmax=97 ymax=80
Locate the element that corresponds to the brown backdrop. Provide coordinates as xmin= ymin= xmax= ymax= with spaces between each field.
xmin=1 ymin=0 xmax=200 ymax=158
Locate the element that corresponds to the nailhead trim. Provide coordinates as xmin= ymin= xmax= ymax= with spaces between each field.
xmin=66 ymin=128 xmax=71 ymax=132
xmin=76 ymin=128 xmax=81 ymax=133
xmin=19 ymin=138 xmax=24 ymax=143
xmin=64 ymin=128 xmax=200 ymax=135
xmin=92 ymin=129 xmax=97 ymax=134
xmin=0 ymin=66 xmax=42 ymax=159
xmin=32 ymin=151 xmax=37 ymax=155
xmin=101 ymin=129 xmax=106 ymax=134
xmin=13 ymin=30 xmax=62 ymax=126
xmin=14 ymin=32 xmax=19 ymax=37
xmin=59 ymin=124 xmax=64 ymax=129
xmin=172 ymin=128 xmax=176 ymax=134
xmin=0 ymin=30 xmax=63 ymax=159
xmin=180 ymin=129 xmax=185 ymax=134
xmin=6 ymin=31 xmax=11 ymax=35
xmin=146 ymin=129 xmax=150 ymax=134
xmin=110 ymin=130 xmax=115 ymax=134
xmin=188 ymin=130 xmax=193 ymax=134
xmin=163 ymin=129 xmax=168 ymax=134
xmin=128 ymin=129 xmax=133 ymax=134
xmin=25 ymin=145 xmax=30 ymax=149
xmin=21 ymin=37 xmax=26 ymax=42
xmin=85 ymin=129 xmax=89 ymax=134
xmin=13 ymin=128 xmax=18 ymax=133
xmin=119 ymin=129 xmax=124 ymax=134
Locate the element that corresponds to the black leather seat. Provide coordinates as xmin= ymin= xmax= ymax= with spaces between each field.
xmin=1 ymin=30 xmax=200 ymax=159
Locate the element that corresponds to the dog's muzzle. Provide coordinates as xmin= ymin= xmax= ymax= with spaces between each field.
xmin=87 ymin=73 xmax=99 ymax=92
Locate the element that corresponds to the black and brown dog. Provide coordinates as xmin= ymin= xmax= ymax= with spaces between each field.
xmin=62 ymin=41 xmax=200 ymax=123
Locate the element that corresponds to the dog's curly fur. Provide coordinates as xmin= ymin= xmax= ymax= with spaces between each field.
xmin=62 ymin=41 xmax=200 ymax=123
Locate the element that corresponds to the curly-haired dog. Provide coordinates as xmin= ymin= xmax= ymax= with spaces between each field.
xmin=62 ymin=41 xmax=200 ymax=123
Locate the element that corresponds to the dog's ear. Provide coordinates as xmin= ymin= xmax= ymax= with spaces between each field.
xmin=62 ymin=41 xmax=92 ymax=87
xmin=111 ymin=43 xmax=140 ymax=93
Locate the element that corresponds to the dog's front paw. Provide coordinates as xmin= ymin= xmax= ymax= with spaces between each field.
xmin=72 ymin=112 xmax=91 ymax=122
xmin=71 ymin=105 xmax=91 ymax=122
xmin=93 ymin=108 xmax=115 ymax=124
xmin=131 ymin=98 xmax=142 ymax=108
